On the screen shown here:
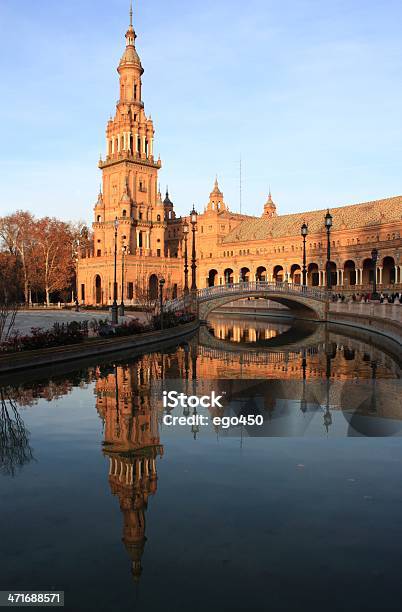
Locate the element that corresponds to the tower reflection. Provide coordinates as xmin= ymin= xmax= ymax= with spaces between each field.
xmin=95 ymin=358 xmax=164 ymax=582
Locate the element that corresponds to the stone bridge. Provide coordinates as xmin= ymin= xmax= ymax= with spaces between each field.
xmin=166 ymin=282 xmax=329 ymax=321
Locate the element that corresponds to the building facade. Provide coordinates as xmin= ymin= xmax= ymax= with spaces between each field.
xmin=78 ymin=8 xmax=402 ymax=305
xmin=197 ymin=191 xmax=402 ymax=292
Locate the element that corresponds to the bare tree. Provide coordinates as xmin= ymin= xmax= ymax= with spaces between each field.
xmin=134 ymin=284 xmax=158 ymax=325
xmin=0 ymin=211 xmax=36 ymax=305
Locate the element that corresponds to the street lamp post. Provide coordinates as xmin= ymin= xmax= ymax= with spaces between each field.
xmin=371 ymin=248 xmax=379 ymax=299
xmin=190 ymin=207 xmax=198 ymax=292
xmin=74 ymin=256 xmax=79 ymax=311
xmin=325 ymin=210 xmax=333 ymax=291
xmin=301 ymin=222 xmax=308 ymax=287
xmin=183 ymin=220 xmax=189 ymax=295
xmin=120 ymin=245 xmax=127 ymax=316
xmin=112 ymin=217 xmax=119 ymax=324
xmin=159 ymin=278 xmax=165 ymax=330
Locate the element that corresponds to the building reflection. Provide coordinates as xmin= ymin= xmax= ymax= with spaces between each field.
xmin=95 ymin=357 xmax=164 ymax=582
xmin=212 ymin=318 xmax=291 ymax=343
xmin=198 ymin=315 xmax=400 ymax=380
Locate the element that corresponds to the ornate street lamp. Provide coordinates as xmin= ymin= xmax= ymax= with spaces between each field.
xmin=371 ymin=248 xmax=379 ymax=299
xmin=325 ymin=210 xmax=333 ymax=291
xmin=112 ymin=217 xmax=119 ymax=324
xmin=190 ymin=206 xmax=198 ymax=292
xmin=183 ymin=220 xmax=189 ymax=295
xmin=120 ymin=244 xmax=128 ymax=316
xmin=159 ymin=278 xmax=165 ymax=330
xmin=301 ymin=222 xmax=308 ymax=287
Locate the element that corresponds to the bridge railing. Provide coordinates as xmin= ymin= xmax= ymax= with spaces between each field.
xmin=165 ymin=282 xmax=328 ymax=312
xmin=197 ymin=282 xmax=328 ymax=302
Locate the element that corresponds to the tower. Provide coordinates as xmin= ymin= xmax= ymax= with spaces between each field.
xmin=205 ymin=177 xmax=228 ymax=213
xmin=77 ymin=4 xmax=183 ymax=305
xmin=97 ymin=3 xmax=162 ymax=256
xmin=263 ymin=189 xmax=277 ymax=218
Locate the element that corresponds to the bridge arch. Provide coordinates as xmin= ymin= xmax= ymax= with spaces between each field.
xmin=195 ymin=283 xmax=327 ymax=321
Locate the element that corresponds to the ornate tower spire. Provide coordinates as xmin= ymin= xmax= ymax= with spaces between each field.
xmin=129 ymin=1 xmax=133 ymax=27
xmin=263 ymin=188 xmax=277 ymax=218
xmin=206 ymin=177 xmax=227 ymax=212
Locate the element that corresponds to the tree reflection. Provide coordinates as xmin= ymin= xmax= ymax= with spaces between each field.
xmin=0 ymin=388 xmax=34 ymax=476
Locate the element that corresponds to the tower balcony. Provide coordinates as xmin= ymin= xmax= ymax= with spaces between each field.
xmin=99 ymin=151 xmax=161 ymax=169
xmin=117 ymin=99 xmax=144 ymax=109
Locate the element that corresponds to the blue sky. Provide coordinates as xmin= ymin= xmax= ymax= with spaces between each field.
xmin=0 ymin=0 xmax=401 ymax=223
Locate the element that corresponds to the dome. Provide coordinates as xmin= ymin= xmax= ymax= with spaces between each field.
xmin=210 ymin=177 xmax=223 ymax=199
xmin=163 ymin=188 xmax=173 ymax=207
xmin=119 ymin=45 xmax=143 ymax=70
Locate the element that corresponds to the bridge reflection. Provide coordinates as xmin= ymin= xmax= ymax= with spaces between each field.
xmin=197 ymin=314 xmax=400 ymax=379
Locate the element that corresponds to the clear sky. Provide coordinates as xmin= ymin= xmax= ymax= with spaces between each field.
xmin=0 ymin=0 xmax=401 ymax=224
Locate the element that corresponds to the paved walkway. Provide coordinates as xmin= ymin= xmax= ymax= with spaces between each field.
xmin=11 ymin=309 xmax=150 ymax=336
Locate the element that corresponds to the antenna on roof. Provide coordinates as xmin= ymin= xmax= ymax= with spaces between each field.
xmin=239 ymin=155 xmax=242 ymax=215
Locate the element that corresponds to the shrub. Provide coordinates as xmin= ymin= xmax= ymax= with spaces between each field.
xmin=114 ymin=319 xmax=150 ymax=337
xmin=0 ymin=321 xmax=88 ymax=353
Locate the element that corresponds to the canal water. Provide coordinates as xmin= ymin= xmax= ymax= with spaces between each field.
xmin=1 ymin=315 xmax=402 ymax=612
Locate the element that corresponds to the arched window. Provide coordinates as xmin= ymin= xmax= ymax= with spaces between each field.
xmin=157 ymin=214 xmax=161 ymax=222
xmin=97 ymin=215 xmax=102 ymax=223
xmin=122 ymin=210 xmax=127 ymax=217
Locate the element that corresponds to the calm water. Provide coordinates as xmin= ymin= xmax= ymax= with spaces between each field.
xmin=1 ymin=315 xmax=402 ymax=612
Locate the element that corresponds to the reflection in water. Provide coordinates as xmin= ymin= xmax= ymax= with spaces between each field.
xmin=95 ymin=358 xmax=164 ymax=582
xmin=1 ymin=315 xmax=401 ymax=604
xmin=200 ymin=314 xmax=400 ymax=380
xmin=210 ymin=317 xmax=291 ymax=343
xmin=0 ymin=389 xmax=34 ymax=476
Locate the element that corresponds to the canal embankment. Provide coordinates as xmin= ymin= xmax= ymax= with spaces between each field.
xmin=0 ymin=319 xmax=199 ymax=375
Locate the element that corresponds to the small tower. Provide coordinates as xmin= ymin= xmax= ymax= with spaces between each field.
xmin=205 ymin=177 xmax=227 ymax=213
xmin=263 ymin=189 xmax=277 ymax=218
xmin=94 ymin=187 xmax=105 ymax=222
xmin=163 ymin=187 xmax=175 ymax=221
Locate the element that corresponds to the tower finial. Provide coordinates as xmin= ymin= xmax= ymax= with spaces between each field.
xmin=129 ymin=2 xmax=133 ymax=27
xmin=268 ymin=185 xmax=273 ymax=202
